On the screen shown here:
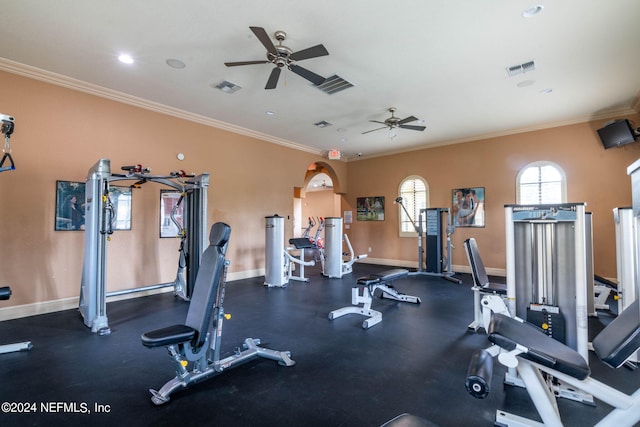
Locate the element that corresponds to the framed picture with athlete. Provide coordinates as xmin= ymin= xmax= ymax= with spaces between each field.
xmin=452 ymin=187 xmax=485 ymax=227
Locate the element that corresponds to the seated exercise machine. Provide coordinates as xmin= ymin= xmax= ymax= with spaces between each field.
xmin=264 ymin=215 xmax=315 ymax=287
xmin=0 ymin=287 xmax=33 ymax=354
xmin=463 ymin=238 xmax=509 ymax=332
xmin=141 ymin=222 xmax=295 ymax=405
xmin=329 ymin=269 xmax=420 ymax=329
xmin=465 ymin=305 xmax=640 ymax=426
xmin=322 ymin=217 xmax=367 ymax=278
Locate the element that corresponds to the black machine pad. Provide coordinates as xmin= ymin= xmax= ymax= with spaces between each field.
xmin=289 ymin=238 xmax=315 ymax=249
xmin=141 ymin=324 xmax=196 ymax=348
xmin=593 ymin=300 xmax=640 ymax=368
xmin=488 ymin=313 xmax=590 ymax=380
xmin=358 ymin=269 xmax=409 ymax=287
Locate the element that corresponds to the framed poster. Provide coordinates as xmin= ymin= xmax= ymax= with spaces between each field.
xmin=55 ymin=181 xmax=132 ymax=231
xmin=55 ymin=181 xmax=85 ymax=230
xmin=452 ymin=187 xmax=485 ymax=227
xmin=356 ymin=196 xmax=385 ymax=221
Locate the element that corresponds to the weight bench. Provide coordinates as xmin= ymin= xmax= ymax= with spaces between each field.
xmin=465 ymin=300 xmax=640 ymax=426
xmin=141 ymin=222 xmax=295 ymax=405
xmin=0 ymin=287 xmax=33 ymax=354
xmin=328 ymin=268 xmax=420 ymax=329
xmin=463 ymin=238 xmax=509 ymax=332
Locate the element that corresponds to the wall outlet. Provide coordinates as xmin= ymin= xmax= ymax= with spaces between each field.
xmin=368 ymin=247 xmax=372 ymax=253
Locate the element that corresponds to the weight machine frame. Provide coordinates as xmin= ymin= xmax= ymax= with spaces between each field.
xmin=79 ymin=158 xmax=209 ymax=335
xmin=395 ymin=197 xmax=460 ymax=284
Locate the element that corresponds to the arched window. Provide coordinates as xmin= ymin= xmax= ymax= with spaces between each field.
xmin=398 ymin=176 xmax=429 ymax=236
xmin=516 ymin=161 xmax=566 ymax=204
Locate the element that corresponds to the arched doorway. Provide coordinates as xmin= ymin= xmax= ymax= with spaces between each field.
xmin=292 ymin=162 xmax=341 ymax=237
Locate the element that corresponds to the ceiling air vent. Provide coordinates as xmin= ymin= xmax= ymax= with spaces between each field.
xmin=506 ymin=60 xmax=536 ymax=77
xmin=317 ymin=75 xmax=354 ymax=94
xmin=314 ymin=120 xmax=333 ymax=128
xmin=213 ymin=80 xmax=242 ymax=93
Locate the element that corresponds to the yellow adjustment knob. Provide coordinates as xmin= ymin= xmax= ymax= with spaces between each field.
xmin=224 ymin=314 xmax=231 ymax=320
xmin=541 ymin=323 xmax=549 ymax=330
xmin=180 ymin=360 xmax=188 ymax=368
xmin=614 ymin=295 xmax=620 ymax=300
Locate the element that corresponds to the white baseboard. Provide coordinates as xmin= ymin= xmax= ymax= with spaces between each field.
xmin=0 ymin=264 xmax=509 ymax=321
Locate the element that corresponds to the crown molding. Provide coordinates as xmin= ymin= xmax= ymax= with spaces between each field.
xmin=0 ymin=57 xmax=323 ymax=156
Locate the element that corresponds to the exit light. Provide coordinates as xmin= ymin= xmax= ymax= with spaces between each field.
xmin=328 ymin=150 xmax=341 ymax=160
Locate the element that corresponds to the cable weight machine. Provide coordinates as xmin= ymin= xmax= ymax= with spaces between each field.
xmin=79 ymin=158 xmax=209 ymax=335
xmin=395 ymin=197 xmax=460 ymax=284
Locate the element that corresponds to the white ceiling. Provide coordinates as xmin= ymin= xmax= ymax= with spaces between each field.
xmin=0 ymin=0 xmax=639 ymax=159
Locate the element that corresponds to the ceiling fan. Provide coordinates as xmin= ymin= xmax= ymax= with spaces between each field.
xmin=224 ymin=26 xmax=329 ymax=90
xmin=362 ymin=108 xmax=426 ymax=138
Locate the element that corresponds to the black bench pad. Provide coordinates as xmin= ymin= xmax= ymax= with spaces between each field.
xmin=289 ymin=238 xmax=315 ymax=249
xmin=358 ymin=269 xmax=409 ymax=286
xmin=141 ymin=324 xmax=196 ymax=348
xmin=593 ymin=299 xmax=640 ymax=368
xmin=488 ymin=313 xmax=590 ymax=380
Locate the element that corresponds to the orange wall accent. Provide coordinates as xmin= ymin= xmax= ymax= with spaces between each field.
xmin=0 ymin=68 xmax=638 ymax=311
xmin=345 ymin=120 xmax=640 ymax=275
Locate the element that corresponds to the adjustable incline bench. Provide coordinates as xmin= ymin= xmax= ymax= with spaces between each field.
xmin=463 ymin=238 xmax=509 ymax=332
xmin=141 ymin=222 xmax=295 ymax=405
xmin=465 ymin=300 xmax=640 ymax=426
xmin=329 ymin=268 xmax=421 ymax=329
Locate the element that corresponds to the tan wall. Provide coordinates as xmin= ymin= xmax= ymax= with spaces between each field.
xmin=345 ymin=118 xmax=640 ymax=277
xmin=1 ymin=68 xmax=638 ymax=312
xmin=0 ymin=71 xmax=346 ymax=307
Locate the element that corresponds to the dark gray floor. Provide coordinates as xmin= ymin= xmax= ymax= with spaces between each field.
xmin=0 ymin=263 xmax=637 ymax=426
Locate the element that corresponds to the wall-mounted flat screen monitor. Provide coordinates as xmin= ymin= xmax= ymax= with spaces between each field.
xmin=597 ymin=119 xmax=637 ymax=149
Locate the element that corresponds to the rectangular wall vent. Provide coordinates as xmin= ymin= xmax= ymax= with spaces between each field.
xmin=506 ymin=60 xmax=536 ymax=77
xmin=317 ymin=75 xmax=354 ymax=94
xmin=314 ymin=120 xmax=333 ymax=128
xmin=213 ymin=80 xmax=242 ymax=93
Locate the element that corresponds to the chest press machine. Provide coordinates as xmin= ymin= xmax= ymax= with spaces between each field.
xmin=141 ymin=222 xmax=295 ymax=405
xmin=328 ymin=269 xmax=421 ymax=329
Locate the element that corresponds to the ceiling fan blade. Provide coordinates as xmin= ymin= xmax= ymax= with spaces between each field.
xmin=265 ymin=67 xmax=281 ymax=89
xmin=399 ymin=124 xmax=426 ymax=131
xmin=398 ymin=115 xmax=419 ymax=125
xmin=225 ymin=60 xmax=270 ymax=67
xmin=369 ymin=120 xmax=387 ymax=125
xmin=289 ymin=44 xmax=329 ymax=61
xmin=362 ymin=126 xmax=388 ymax=135
xmin=289 ymin=64 xmax=325 ymax=86
xmin=250 ymin=26 xmax=278 ymax=56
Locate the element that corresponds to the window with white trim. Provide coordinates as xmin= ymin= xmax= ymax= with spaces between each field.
xmin=516 ymin=161 xmax=566 ymax=204
xmin=398 ymin=176 xmax=429 ymax=236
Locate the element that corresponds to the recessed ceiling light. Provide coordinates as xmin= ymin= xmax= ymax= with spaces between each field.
xmin=340 ymin=138 xmax=348 ymax=142
xmin=522 ymin=5 xmax=544 ymax=18
xmin=266 ymin=110 xmax=276 ymax=116
xmin=540 ymin=88 xmax=553 ymax=94
xmin=118 ymin=54 xmax=134 ymax=64
xmin=166 ymin=58 xmax=186 ymax=69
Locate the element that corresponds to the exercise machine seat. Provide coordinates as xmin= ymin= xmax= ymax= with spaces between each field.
xmin=464 ymin=238 xmax=506 ymax=294
xmin=141 ymin=222 xmax=231 ymax=349
xmin=0 ymin=286 xmax=10 ymax=300
xmin=289 ymin=237 xmax=315 ymax=249
xmin=488 ymin=313 xmax=590 ymax=380
xmin=592 ymin=299 xmax=640 ymax=368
